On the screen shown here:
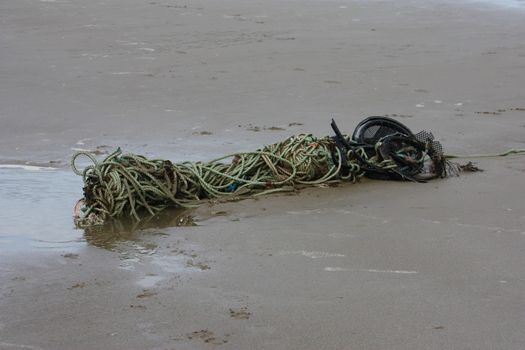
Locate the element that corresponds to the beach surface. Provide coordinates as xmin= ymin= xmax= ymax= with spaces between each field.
xmin=1 ymin=0 xmax=525 ymax=349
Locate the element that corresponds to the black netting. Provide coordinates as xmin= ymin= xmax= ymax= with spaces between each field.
xmin=415 ymin=131 xmax=444 ymax=157
xmin=363 ymin=125 xmax=381 ymax=140
xmin=332 ymin=117 xmax=449 ymax=181
xmin=363 ymin=124 xmax=405 ymax=142
xmin=414 ymin=130 xmax=434 ymax=142
xmin=352 ymin=116 xmax=413 ymax=144
xmin=431 ymin=141 xmax=443 ymax=156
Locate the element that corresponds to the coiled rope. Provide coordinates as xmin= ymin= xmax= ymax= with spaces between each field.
xmin=72 ymin=134 xmax=373 ymax=226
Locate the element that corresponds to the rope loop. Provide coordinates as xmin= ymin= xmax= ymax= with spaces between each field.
xmin=71 ymin=151 xmax=99 ymax=176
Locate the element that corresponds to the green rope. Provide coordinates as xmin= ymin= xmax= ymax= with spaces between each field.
xmin=71 ymin=134 xmax=448 ymax=226
xmin=73 ymin=135 xmax=366 ymax=226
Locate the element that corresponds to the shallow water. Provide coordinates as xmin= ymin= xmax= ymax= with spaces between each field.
xmin=0 ymin=167 xmax=85 ymax=252
xmin=0 ymin=166 xmax=198 ymax=253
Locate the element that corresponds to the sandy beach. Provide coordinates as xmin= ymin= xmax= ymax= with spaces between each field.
xmin=1 ymin=0 xmax=525 ymax=349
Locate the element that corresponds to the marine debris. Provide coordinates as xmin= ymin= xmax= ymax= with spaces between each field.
xmin=71 ymin=117 xmax=466 ymax=226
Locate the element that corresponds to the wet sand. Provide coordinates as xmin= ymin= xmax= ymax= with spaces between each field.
xmin=1 ymin=0 xmax=525 ymax=349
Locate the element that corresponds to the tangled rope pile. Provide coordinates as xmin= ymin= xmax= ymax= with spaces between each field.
xmin=74 ymin=117 xmax=515 ymax=227
xmin=72 ymin=134 xmax=368 ymax=226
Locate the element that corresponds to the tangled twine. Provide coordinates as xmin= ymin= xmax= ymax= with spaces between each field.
xmin=71 ymin=134 xmax=470 ymax=227
xmin=72 ymin=134 xmax=370 ymax=226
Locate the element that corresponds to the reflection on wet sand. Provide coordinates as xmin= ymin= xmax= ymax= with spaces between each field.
xmin=82 ymin=208 xmax=195 ymax=249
